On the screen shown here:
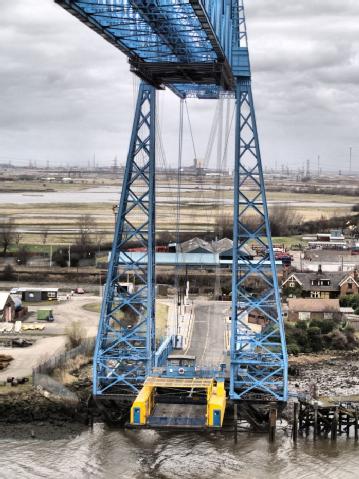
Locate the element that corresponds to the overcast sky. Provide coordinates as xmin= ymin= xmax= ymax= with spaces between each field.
xmin=0 ymin=0 xmax=358 ymax=172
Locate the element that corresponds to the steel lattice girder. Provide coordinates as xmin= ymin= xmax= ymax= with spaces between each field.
xmin=93 ymin=82 xmax=156 ymax=396
xmin=54 ymin=0 xmax=249 ymax=96
xmin=230 ymin=78 xmax=288 ymax=402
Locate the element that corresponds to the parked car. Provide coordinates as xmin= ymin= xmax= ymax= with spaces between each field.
xmin=75 ymin=287 xmax=85 ymax=294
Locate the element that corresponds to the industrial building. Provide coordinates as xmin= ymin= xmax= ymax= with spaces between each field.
xmin=11 ymin=287 xmax=58 ymax=302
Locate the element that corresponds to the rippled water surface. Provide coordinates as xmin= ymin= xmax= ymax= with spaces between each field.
xmin=0 ymin=425 xmax=359 ymax=479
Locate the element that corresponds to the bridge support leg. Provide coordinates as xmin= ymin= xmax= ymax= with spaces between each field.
xmin=93 ymin=82 xmax=156 ymax=398
xmin=230 ymin=76 xmax=288 ymax=403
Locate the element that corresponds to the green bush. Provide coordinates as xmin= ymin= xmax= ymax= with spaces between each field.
xmin=285 ymin=317 xmax=358 ymax=354
xmin=287 ymin=343 xmax=300 ymax=355
xmin=309 ymin=318 xmax=337 ymax=335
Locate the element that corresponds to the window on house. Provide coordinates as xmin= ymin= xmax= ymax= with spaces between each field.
xmin=311 ymin=291 xmax=320 ymax=298
xmin=48 ymin=292 xmax=56 ymax=298
xmin=289 ymin=282 xmax=295 ymax=288
xmin=347 ymin=282 xmax=353 ymax=290
xmin=322 ymin=280 xmax=330 ymax=286
xmin=324 ymin=313 xmax=334 ymax=320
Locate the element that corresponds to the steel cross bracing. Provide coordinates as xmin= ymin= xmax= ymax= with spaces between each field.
xmin=54 ymin=0 xmax=242 ymax=98
xmin=229 ymin=2 xmax=287 ymax=403
xmin=230 ymin=89 xmax=288 ymax=401
xmin=93 ymin=83 xmax=156 ymax=395
xmin=56 ymin=0 xmax=288 ymax=402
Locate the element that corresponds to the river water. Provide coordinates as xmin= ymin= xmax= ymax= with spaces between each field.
xmin=0 ymin=425 xmax=358 ymax=479
xmin=0 ymin=186 xmax=354 ymax=208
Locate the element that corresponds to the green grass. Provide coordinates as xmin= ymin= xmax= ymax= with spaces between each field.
xmin=272 ymin=236 xmax=305 ymax=248
xmin=82 ymin=302 xmax=101 ymax=313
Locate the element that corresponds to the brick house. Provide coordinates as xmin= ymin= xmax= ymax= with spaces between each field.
xmin=282 ymin=269 xmax=359 ymax=299
xmin=283 ymin=298 xmax=342 ymax=322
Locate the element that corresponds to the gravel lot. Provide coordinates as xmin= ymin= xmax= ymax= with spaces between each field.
xmin=0 ymin=294 xmax=100 ymax=381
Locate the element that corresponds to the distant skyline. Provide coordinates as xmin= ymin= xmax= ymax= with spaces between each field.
xmin=0 ymin=0 xmax=358 ymax=172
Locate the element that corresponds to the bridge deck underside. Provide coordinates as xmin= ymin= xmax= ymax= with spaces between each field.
xmin=55 ymin=0 xmax=235 ymax=97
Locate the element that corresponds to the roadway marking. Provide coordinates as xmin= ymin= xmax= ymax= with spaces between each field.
xmin=200 ymin=308 xmax=211 ymax=364
xmin=184 ymin=305 xmax=195 ymax=355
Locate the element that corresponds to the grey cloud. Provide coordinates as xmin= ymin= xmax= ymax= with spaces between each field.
xmin=0 ymin=0 xmax=358 ymax=170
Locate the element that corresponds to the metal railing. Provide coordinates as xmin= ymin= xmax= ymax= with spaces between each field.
xmin=32 ymin=337 xmax=95 ymax=378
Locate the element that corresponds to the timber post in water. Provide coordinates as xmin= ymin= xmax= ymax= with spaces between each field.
xmin=298 ymin=398 xmax=359 ymax=441
xmin=269 ymin=404 xmax=277 ymax=443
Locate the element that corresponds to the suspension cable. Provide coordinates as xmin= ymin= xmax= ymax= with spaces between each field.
xmin=184 ymin=100 xmax=197 ymax=160
xmin=175 ymin=99 xmax=184 ymax=337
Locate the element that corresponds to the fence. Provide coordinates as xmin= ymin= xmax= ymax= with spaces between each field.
xmin=32 ymin=336 xmax=96 ymax=379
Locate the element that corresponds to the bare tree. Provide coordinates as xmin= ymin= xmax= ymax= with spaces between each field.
xmin=0 ymin=218 xmax=15 ymax=255
xmin=76 ymin=214 xmax=96 ymax=256
xmin=41 ymin=227 xmax=49 ymax=245
xmin=269 ymin=205 xmax=303 ymax=236
xmin=15 ymin=232 xmax=22 ymax=247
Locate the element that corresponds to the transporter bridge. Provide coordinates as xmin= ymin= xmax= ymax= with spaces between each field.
xmin=55 ymin=0 xmax=288 ymax=430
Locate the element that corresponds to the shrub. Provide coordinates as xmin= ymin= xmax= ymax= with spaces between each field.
xmin=65 ymin=321 xmax=86 ymax=349
xmin=310 ymin=318 xmax=337 ymax=335
xmin=328 ymin=330 xmax=348 ymax=350
xmin=287 ymin=343 xmax=300 ymax=355
xmin=1 ymin=264 xmax=16 ymax=281
xmin=307 ymin=326 xmax=323 ymax=352
xmin=15 ymin=246 xmax=30 ymax=265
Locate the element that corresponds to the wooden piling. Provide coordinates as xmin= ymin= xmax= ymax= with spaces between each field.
xmin=339 ymin=411 xmax=343 ymax=435
xmin=331 ymin=407 xmax=338 ymax=441
xmin=299 ymin=402 xmax=303 ymax=434
xmin=234 ymin=403 xmax=238 ymax=444
xmin=355 ymin=408 xmax=358 ymax=441
xmin=346 ymin=414 xmax=350 ymax=439
xmin=314 ymin=404 xmax=318 ymax=440
xmin=269 ymin=405 xmax=277 ymax=443
xmin=292 ymin=402 xmax=298 ymax=442
xmin=305 ymin=407 xmax=310 ymax=437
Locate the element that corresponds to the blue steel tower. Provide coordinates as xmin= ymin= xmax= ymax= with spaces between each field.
xmin=55 ymin=0 xmax=288 ymax=414
xmin=230 ymin=4 xmax=288 ymax=402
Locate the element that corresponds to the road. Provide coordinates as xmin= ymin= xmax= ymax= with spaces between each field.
xmin=185 ymin=301 xmax=228 ymax=368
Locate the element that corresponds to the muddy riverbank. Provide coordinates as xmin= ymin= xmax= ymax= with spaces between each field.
xmin=1 ymin=351 xmax=359 ymax=437
xmin=288 ymin=351 xmax=359 ymax=397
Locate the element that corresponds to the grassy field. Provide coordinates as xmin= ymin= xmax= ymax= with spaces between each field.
xmin=82 ymin=302 xmax=101 ymax=313
xmin=272 ymin=236 xmax=305 ymax=248
xmin=0 ymin=179 xmax=357 ymax=246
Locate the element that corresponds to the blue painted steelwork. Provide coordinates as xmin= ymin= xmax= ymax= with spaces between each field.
xmin=230 ymin=2 xmax=288 ymax=402
xmin=56 ymin=0 xmax=288 ymax=403
xmin=154 ymin=336 xmax=174 ymax=367
xmin=54 ymin=0 xmax=241 ymax=97
xmin=93 ymin=82 xmax=156 ymax=395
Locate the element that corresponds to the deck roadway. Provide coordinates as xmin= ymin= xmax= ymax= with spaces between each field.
xmin=144 ymin=301 xmax=228 ymax=428
xmin=184 ymin=301 xmax=228 ymax=369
